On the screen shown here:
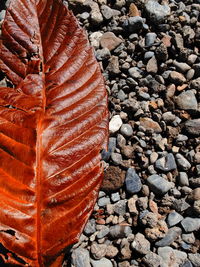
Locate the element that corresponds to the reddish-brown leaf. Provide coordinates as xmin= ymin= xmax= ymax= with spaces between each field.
xmin=0 ymin=0 xmax=108 ymax=266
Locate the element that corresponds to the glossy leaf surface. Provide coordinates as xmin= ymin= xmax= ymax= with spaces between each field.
xmin=0 ymin=0 xmax=108 ymax=266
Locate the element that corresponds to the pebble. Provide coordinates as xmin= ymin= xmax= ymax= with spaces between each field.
xmin=125 ymin=168 xmax=142 ymax=194
xmin=155 ymin=153 xmax=177 ymax=172
xmin=173 ymin=60 xmax=191 ymax=73
xmin=109 ymin=115 xmax=123 ymax=133
xmin=145 ymin=32 xmax=157 ymax=47
xmin=101 ymin=166 xmax=125 ymax=192
xmin=120 ymin=124 xmax=133 ymax=137
xmin=155 ymin=227 xmax=182 ymax=247
xmin=146 ymin=56 xmax=158 ymax=74
xmin=100 ymin=32 xmax=122 ymax=51
xmin=114 ymin=200 xmax=126 ymax=216
xmin=84 ymin=219 xmax=96 ymax=235
xmin=147 ymin=174 xmax=173 ymax=195
xmin=183 ymin=119 xmax=200 ymax=136
xmin=98 ymin=197 xmax=111 ymax=207
xmin=158 ymin=247 xmax=187 ymax=267
xmin=91 ymin=258 xmax=112 ymax=267
xmin=188 ymin=253 xmax=200 ymax=267
xmin=175 ymin=153 xmax=191 ymax=171
xmin=72 ymin=248 xmax=91 ymax=267
xmin=126 ymin=16 xmax=143 ymax=32
xmin=111 ymin=192 xmax=120 ymax=203
xmin=106 ymin=245 xmax=118 ymax=258
xmin=97 ymin=225 xmax=109 ymax=239
xmin=131 ymin=233 xmax=151 ymax=255
xmin=167 ymin=211 xmax=184 ymax=227
xmin=140 ymin=118 xmax=162 ymax=133
xmin=175 ymin=90 xmax=198 ymax=111
xmin=182 ymin=233 xmax=195 ymax=244
xmin=109 ymin=225 xmax=132 ymax=239
xmin=90 ymin=243 xmax=107 ymax=260
xmin=145 ymin=0 xmax=170 ymax=23
xmin=169 ymin=71 xmax=186 ymax=85
xmin=142 ymin=252 xmax=163 ymax=267
xmin=90 ymin=32 xmax=103 ymax=49
xmin=181 ymin=217 xmax=200 ymax=232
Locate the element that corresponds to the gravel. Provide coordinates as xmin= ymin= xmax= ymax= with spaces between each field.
xmin=1 ymin=1 xmax=200 ymax=267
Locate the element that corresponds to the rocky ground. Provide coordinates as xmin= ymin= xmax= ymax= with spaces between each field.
xmin=0 ymin=0 xmax=200 ymax=266
xmin=64 ymin=0 xmax=200 ymax=266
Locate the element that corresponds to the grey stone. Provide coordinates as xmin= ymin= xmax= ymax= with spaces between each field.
xmin=111 ymin=152 xmax=122 ymax=165
xmin=127 ymin=16 xmax=143 ymax=32
xmin=96 ymin=225 xmax=109 ymax=239
xmin=175 ymin=90 xmax=198 ymax=111
xmin=155 ymin=153 xmax=177 ymax=172
xmin=145 ymin=0 xmax=170 ymax=23
xmin=158 ymin=247 xmax=187 ymax=267
xmin=84 ymin=219 xmax=96 ymax=235
xmin=142 ymin=252 xmax=163 ymax=267
xmin=98 ymin=197 xmax=111 ymax=207
xmin=109 ymin=225 xmax=132 ymax=239
xmin=111 ymin=192 xmax=120 ymax=203
xmin=145 ymin=32 xmax=157 ymax=47
xmin=147 ymin=175 xmax=173 ymax=195
xmin=169 ymin=71 xmax=186 ymax=84
xmin=167 ymin=212 xmax=183 ymax=227
xmin=173 ymin=199 xmax=190 ymax=213
xmin=190 ymin=77 xmax=200 ymax=89
xmin=114 ymin=200 xmax=126 ymax=216
xmin=155 ymin=227 xmax=182 ymax=247
xmin=128 ymin=67 xmax=143 ymax=79
xmin=101 ymin=5 xmax=114 ymax=20
xmin=125 ymin=168 xmax=142 ymax=194
xmin=144 ymin=51 xmax=154 ymax=60
xmin=72 ymin=248 xmax=91 ymax=267
xmin=182 ymin=233 xmax=195 ymax=244
xmin=96 ymin=48 xmax=111 ymax=61
xmin=175 ymin=153 xmax=191 ymax=171
xmin=181 ymin=217 xmax=200 ymax=232
xmin=120 ymin=124 xmax=133 ymax=137
xmin=181 ymin=260 xmax=193 ymax=267
xmin=91 ymin=258 xmax=112 ymax=267
xmin=188 ymin=253 xmax=200 ymax=267
xmin=184 ymin=119 xmax=200 ymax=136
xmin=173 ymin=60 xmax=191 ymax=73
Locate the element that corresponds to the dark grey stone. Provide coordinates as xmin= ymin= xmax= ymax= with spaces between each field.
xmin=147 ymin=175 xmax=173 ymax=195
xmin=155 ymin=227 xmax=182 ymax=247
xmin=125 ymin=168 xmax=142 ymax=194
xmin=155 ymin=153 xmax=177 ymax=172
xmin=184 ymin=119 xmax=200 ymax=136
xmin=167 ymin=212 xmax=184 ymax=227
xmin=109 ymin=225 xmax=132 ymax=239
xmin=181 ymin=217 xmax=200 ymax=232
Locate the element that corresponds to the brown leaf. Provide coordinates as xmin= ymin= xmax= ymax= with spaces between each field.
xmin=0 ymin=0 xmax=108 ymax=266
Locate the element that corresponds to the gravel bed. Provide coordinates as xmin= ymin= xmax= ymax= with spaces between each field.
xmin=0 ymin=0 xmax=200 ymax=267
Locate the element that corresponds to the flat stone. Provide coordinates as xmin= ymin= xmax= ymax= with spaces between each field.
xmin=72 ymin=248 xmax=91 ymax=267
xmin=147 ymin=175 xmax=173 ymax=195
xmin=188 ymin=253 xmax=200 ymax=267
xmin=175 ymin=153 xmax=191 ymax=171
xmin=145 ymin=32 xmax=157 ymax=47
xmin=173 ymin=60 xmax=191 ymax=73
xmin=109 ymin=115 xmax=123 ymax=133
xmin=140 ymin=118 xmax=162 ymax=133
xmin=100 ymin=32 xmax=122 ymax=51
xmin=98 ymin=196 xmax=110 ymax=207
xmin=182 ymin=233 xmax=195 ymax=244
xmin=96 ymin=225 xmax=109 ymax=239
xmin=142 ymin=252 xmax=163 ymax=267
xmin=111 ymin=192 xmax=120 ymax=203
xmin=127 ymin=16 xmax=143 ymax=32
xmin=181 ymin=217 xmax=200 ymax=232
xmin=178 ymin=172 xmax=189 ymax=186
xmin=107 ymin=56 xmax=120 ymax=75
xmin=131 ymin=233 xmax=151 ymax=255
xmin=91 ymin=258 xmax=112 ymax=267
xmin=167 ymin=212 xmax=183 ymax=227
xmin=175 ymin=90 xmax=198 ymax=111
xmin=155 ymin=153 xmax=177 ymax=172
xmin=128 ymin=67 xmax=143 ymax=79
xmin=184 ymin=119 xmax=200 ymax=136
xmin=125 ymin=168 xmax=142 ymax=194
xmin=155 ymin=227 xmax=182 ymax=247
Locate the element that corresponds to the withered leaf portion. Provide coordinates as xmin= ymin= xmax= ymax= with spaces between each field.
xmin=0 ymin=0 xmax=108 ymax=266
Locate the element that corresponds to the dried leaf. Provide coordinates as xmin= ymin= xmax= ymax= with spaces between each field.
xmin=0 ymin=0 xmax=108 ymax=266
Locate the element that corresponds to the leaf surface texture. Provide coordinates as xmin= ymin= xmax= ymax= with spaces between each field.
xmin=0 ymin=0 xmax=108 ymax=266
